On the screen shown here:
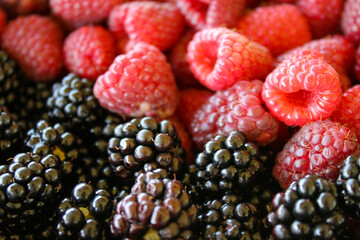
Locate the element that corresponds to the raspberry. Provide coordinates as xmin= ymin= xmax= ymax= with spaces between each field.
xmin=108 ymin=1 xmax=185 ymax=52
xmin=273 ymin=120 xmax=360 ymax=189
xmin=341 ymin=0 xmax=360 ymax=44
xmin=176 ymin=0 xmax=246 ymax=31
xmin=175 ymin=88 xmax=213 ymax=131
xmin=187 ymin=27 xmax=273 ymax=91
xmin=296 ymin=0 xmax=343 ymax=39
xmin=355 ymin=46 xmax=360 ymax=82
xmin=50 ymin=0 xmax=122 ymax=28
xmin=0 ymin=0 xmax=49 ymax=18
xmin=331 ymin=85 xmax=360 ymax=141
xmin=236 ymin=4 xmax=312 ymax=56
xmin=262 ymin=49 xmax=342 ymax=127
xmin=63 ymin=26 xmax=117 ymax=81
xmin=0 ymin=8 xmax=6 ymax=36
xmin=93 ymin=42 xmax=179 ymax=118
xmin=1 ymin=15 xmax=64 ymax=82
xmin=190 ymin=80 xmax=279 ymax=149
xmin=169 ymin=30 xmax=201 ymax=89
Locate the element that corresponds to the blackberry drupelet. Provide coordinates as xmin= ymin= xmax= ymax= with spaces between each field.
xmin=108 ymin=117 xmax=185 ymax=183
xmin=193 ymin=130 xmax=263 ymax=198
xmin=336 ymin=155 xmax=360 ymax=218
xmin=0 ymin=107 xmax=23 ymax=161
xmin=267 ymin=175 xmax=347 ymax=240
xmin=25 ymin=120 xmax=80 ymax=177
xmin=0 ymin=153 xmax=63 ymax=234
xmin=46 ymin=73 xmax=106 ymax=135
xmin=56 ymin=183 xmax=114 ymax=240
xmin=110 ymin=169 xmax=198 ymax=239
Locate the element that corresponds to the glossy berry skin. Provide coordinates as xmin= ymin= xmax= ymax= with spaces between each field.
xmin=94 ymin=42 xmax=179 ymax=118
xmin=262 ymin=49 xmax=342 ymax=127
xmin=111 ymin=169 xmax=198 ymax=239
xmin=341 ymin=0 xmax=360 ymax=44
xmin=1 ymin=15 xmax=64 ymax=82
xmin=56 ymin=183 xmax=114 ymax=240
xmin=63 ymin=26 xmax=117 ymax=81
xmin=267 ymin=175 xmax=346 ymax=240
xmin=0 ymin=107 xmax=22 ymax=160
xmin=187 ymin=27 xmax=274 ymax=91
xmin=107 ymin=117 xmax=185 ymax=182
xmin=190 ymin=80 xmax=279 ymax=148
xmin=108 ymin=1 xmax=185 ymax=52
xmin=0 ymin=153 xmax=63 ymax=233
xmin=273 ymin=120 xmax=360 ymax=189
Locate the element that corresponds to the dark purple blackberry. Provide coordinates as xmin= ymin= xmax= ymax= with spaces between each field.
xmin=0 ymin=106 xmax=23 ymax=160
xmin=198 ymin=193 xmax=262 ymax=240
xmin=24 ymin=120 xmax=80 ymax=177
xmin=336 ymin=155 xmax=360 ymax=218
xmin=56 ymin=183 xmax=114 ymax=240
xmin=267 ymin=175 xmax=347 ymax=240
xmin=0 ymin=152 xmax=63 ymax=234
xmin=110 ymin=169 xmax=198 ymax=239
xmin=108 ymin=117 xmax=185 ymax=182
xmin=193 ymin=130 xmax=263 ymax=197
xmin=46 ymin=73 xmax=106 ymax=135
xmin=0 ymin=50 xmax=21 ymax=109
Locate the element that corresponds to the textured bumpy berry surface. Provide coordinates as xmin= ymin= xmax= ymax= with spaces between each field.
xmin=273 ymin=120 xmax=360 ymax=189
xmin=341 ymin=0 xmax=360 ymax=44
xmin=0 ymin=107 xmax=22 ymax=160
xmin=176 ymin=0 xmax=246 ymax=30
xmin=296 ymin=0 xmax=343 ymax=38
xmin=111 ymin=169 xmax=198 ymax=239
xmin=1 ymin=15 xmax=64 ymax=82
xmin=0 ymin=153 xmax=63 ymax=233
xmin=56 ymin=183 xmax=114 ymax=239
xmin=236 ymin=4 xmax=312 ymax=56
xmin=191 ymin=80 xmax=279 ymax=148
xmin=187 ymin=27 xmax=273 ymax=91
xmin=262 ymin=49 xmax=342 ymax=127
xmin=267 ymin=175 xmax=347 ymax=240
xmin=50 ymin=0 xmax=122 ymax=28
xmin=331 ymin=85 xmax=360 ymax=141
xmin=94 ymin=42 xmax=179 ymax=118
xmin=108 ymin=1 xmax=185 ymax=52
xmin=63 ymin=26 xmax=117 ymax=81
xmin=108 ymin=117 xmax=185 ymax=182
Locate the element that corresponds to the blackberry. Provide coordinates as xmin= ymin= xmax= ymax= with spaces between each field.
xmin=56 ymin=183 xmax=114 ymax=240
xmin=193 ymin=131 xmax=263 ymax=198
xmin=336 ymin=155 xmax=360 ymax=218
xmin=267 ymin=175 xmax=347 ymax=240
xmin=0 ymin=153 xmax=63 ymax=234
xmin=198 ymin=194 xmax=262 ymax=240
xmin=24 ymin=120 xmax=80 ymax=177
xmin=108 ymin=117 xmax=185 ymax=183
xmin=0 ymin=50 xmax=21 ymax=109
xmin=0 ymin=107 xmax=23 ymax=160
xmin=110 ymin=169 xmax=198 ymax=239
xmin=46 ymin=73 xmax=106 ymax=135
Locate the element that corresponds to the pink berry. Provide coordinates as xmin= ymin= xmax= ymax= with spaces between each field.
xmin=341 ymin=0 xmax=360 ymax=44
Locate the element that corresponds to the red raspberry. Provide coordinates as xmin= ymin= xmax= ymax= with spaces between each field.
xmin=355 ymin=46 xmax=360 ymax=82
xmin=63 ymin=26 xmax=117 ymax=81
xmin=262 ymin=49 xmax=342 ymax=127
xmin=1 ymin=15 xmax=64 ymax=82
xmin=169 ymin=29 xmax=201 ymax=89
xmin=187 ymin=27 xmax=274 ymax=91
xmin=93 ymin=42 xmax=179 ymax=118
xmin=190 ymin=80 xmax=279 ymax=149
xmin=236 ymin=4 xmax=312 ymax=56
xmin=175 ymin=88 xmax=213 ymax=131
xmin=0 ymin=8 xmax=6 ymax=36
xmin=50 ymin=0 xmax=122 ymax=28
xmin=176 ymin=0 xmax=246 ymax=31
xmin=108 ymin=1 xmax=185 ymax=52
xmin=296 ymin=0 xmax=343 ymax=39
xmin=276 ymin=35 xmax=356 ymax=91
xmin=341 ymin=0 xmax=360 ymax=44
xmin=0 ymin=0 xmax=49 ymax=18
xmin=331 ymin=85 xmax=360 ymax=141
xmin=273 ymin=119 xmax=360 ymax=189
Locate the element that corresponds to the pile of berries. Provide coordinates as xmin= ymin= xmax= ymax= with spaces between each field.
xmin=1 ymin=0 xmax=360 ymax=239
